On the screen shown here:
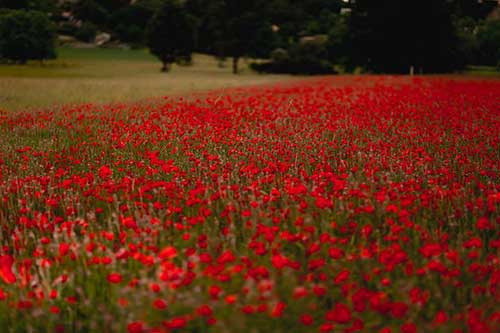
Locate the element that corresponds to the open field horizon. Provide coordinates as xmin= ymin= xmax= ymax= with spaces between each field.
xmin=1 ymin=47 xmax=499 ymax=113
xmin=0 ymin=48 xmax=299 ymax=112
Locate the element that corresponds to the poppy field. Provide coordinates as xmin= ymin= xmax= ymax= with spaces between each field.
xmin=0 ymin=76 xmax=499 ymax=333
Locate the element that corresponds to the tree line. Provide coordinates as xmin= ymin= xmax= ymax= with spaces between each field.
xmin=0 ymin=0 xmax=499 ymax=74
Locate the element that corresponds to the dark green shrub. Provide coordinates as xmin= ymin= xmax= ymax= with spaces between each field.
xmin=115 ymin=24 xmax=143 ymax=44
xmin=288 ymin=41 xmax=334 ymax=74
xmin=270 ymin=48 xmax=290 ymax=63
xmin=58 ymin=22 xmax=78 ymax=36
xmin=252 ymin=41 xmax=335 ymax=75
xmin=75 ymin=21 xmax=98 ymax=43
xmin=0 ymin=9 xmax=56 ymax=63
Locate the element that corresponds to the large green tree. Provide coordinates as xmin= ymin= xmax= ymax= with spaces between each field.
xmin=213 ymin=0 xmax=275 ymax=74
xmin=146 ymin=0 xmax=198 ymax=72
xmin=0 ymin=9 xmax=56 ymax=64
xmin=348 ymin=0 xmax=463 ymax=73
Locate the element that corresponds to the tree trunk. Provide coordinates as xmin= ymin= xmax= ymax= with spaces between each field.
xmin=232 ymin=57 xmax=239 ymax=74
xmin=161 ymin=61 xmax=171 ymax=72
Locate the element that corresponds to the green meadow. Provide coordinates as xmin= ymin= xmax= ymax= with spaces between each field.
xmin=0 ymin=47 xmax=294 ymax=111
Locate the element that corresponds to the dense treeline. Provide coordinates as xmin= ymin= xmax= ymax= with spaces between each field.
xmin=0 ymin=0 xmax=499 ymax=73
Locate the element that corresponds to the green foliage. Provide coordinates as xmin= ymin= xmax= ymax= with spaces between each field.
xmin=58 ymin=22 xmax=78 ymax=36
xmin=2 ymin=0 xmax=498 ymax=74
xmin=209 ymin=0 xmax=276 ymax=73
xmin=450 ymin=0 xmax=498 ymax=20
xmin=72 ymin=0 xmax=109 ymax=26
xmin=115 ymin=24 xmax=144 ymax=45
xmin=477 ymin=19 xmax=500 ymax=67
xmin=266 ymin=0 xmax=343 ymax=46
xmin=146 ymin=0 xmax=198 ymax=72
xmin=348 ymin=0 xmax=464 ymax=73
xmin=0 ymin=9 xmax=56 ymax=63
xmin=270 ymin=48 xmax=290 ymax=63
xmin=111 ymin=0 xmax=161 ymax=45
xmin=98 ymin=0 xmax=130 ymax=12
xmin=454 ymin=16 xmax=480 ymax=66
xmin=75 ymin=21 xmax=98 ymax=43
xmin=325 ymin=14 xmax=352 ymax=71
xmin=287 ymin=40 xmax=334 ymax=74
xmin=0 ymin=0 xmax=57 ymax=13
xmin=252 ymin=40 xmax=335 ymax=75
xmin=185 ymin=0 xmax=225 ymax=55
xmin=266 ymin=0 xmax=303 ymax=45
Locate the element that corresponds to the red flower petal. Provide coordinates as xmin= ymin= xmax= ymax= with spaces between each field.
xmin=0 ymin=255 xmax=16 ymax=284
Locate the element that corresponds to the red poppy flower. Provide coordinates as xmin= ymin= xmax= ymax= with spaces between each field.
xmin=107 ymin=273 xmax=122 ymax=284
xmin=0 ymin=255 xmax=16 ymax=284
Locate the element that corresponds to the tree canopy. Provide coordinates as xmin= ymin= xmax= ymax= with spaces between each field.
xmin=0 ymin=0 xmax=57 ymax=13
xmin=347 ymin=0 xmax=462 ymax=73
xmin=477 ymin=19 xmax=500 ymax=66
xmin=112 ymin=1 xmax=161 ymax=44
xmin=204 ymin=0 xmax=275 ymax=73
xmin=1 ymin=0 xmax=499 ymax=73
xmin=145 ymin=0 xmax=198 ymax=72
xmin=0 ymin=9 xmax=56 ymax=63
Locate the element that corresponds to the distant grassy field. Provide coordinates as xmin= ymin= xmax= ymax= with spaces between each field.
xmin=463 ymin=65 xmax=500 ymax=77
xmin=0 ymin=47 xmax=294 ymax=111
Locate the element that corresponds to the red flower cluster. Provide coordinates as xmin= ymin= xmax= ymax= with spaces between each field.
xmin=0 ymin=76 xmax=499 ymax=332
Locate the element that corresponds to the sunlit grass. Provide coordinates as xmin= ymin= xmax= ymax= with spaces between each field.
xmin=0 ymin=47 xmax=295 ymax=111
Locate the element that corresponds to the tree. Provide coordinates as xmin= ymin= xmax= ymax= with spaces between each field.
xmin=454 ymin=16 xmax=480 ymax=66
xmin=70 ymin=0 xmax=130 ymax=26
xmin=98 ymin=0 xmax=130 ymax=13
xmin=75 ymin=21 xmax=98 ymax=43
xmin=477 ymin=19 xmax=500 ymax=66
xmin=450 ymin=0 xmax=498 ymax=20
xmin=72 ymin=0 xmax=109 ymax=27
xmin=286 ymin=40 xmax=334 ymax=74
xmin=266 ymin=0 xmax=303 ymax=46
xmin=0 ymin=0 xmax=57 ymax=13
xmin=0 ymin=9 xmax=56 ymax=64
xmin=326 ymin=14 xmax=353 ymax=71
xmin=146 ymin=0 xmax=198 ymax=72
xmin=111 ymin=0 xmax=163 ymax=45
xmin=348 ymin=0 xmax=463 ymax=73
xmin=185 ymin=0 xmax=225 ymax=54
xmin=213 ymin=0 xmax=275 ymax=74
xmin=264 ymin=0 xmax=343 ymax=49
